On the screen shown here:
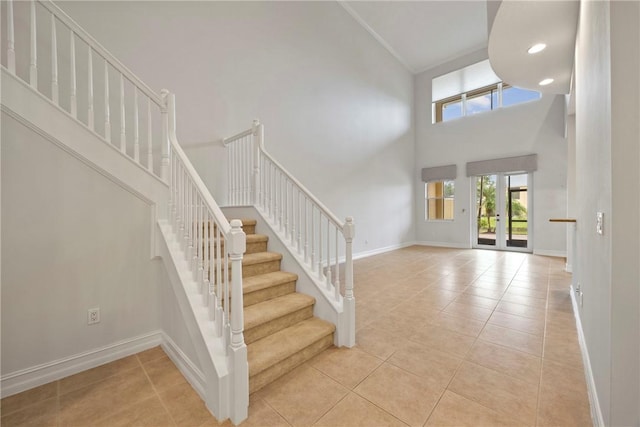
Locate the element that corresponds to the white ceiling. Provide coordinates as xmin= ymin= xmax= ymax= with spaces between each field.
xmin=340 ymin=1 xmax=489 ymax=74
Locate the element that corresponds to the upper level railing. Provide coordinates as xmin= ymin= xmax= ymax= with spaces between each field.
xmin=224 ymin=121 xmax=355 ymax=347
xmin=3 ymin=0 xmax=168 ymax=181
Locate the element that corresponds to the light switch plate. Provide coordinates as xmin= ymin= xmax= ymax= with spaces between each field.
xmin=596 ymin=212 xmax=604 ymax=235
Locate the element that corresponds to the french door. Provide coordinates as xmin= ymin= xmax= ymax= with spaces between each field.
xmin=473 ymin=173 xmax=532 ymax=252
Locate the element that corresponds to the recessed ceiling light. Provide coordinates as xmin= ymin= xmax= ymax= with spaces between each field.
xmin=528 ymin=43 xmax=547 ymax=54
xmin=539 ymin=78 xmax=554 ymax=86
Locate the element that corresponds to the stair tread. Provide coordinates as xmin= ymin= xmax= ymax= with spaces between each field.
xmin=243 ymin=252 xmax=282 ymax=266
xmin=211 ymin=234 xmax=268 ymax=244
xmin=248 ymin=318 xmax=336 ymax=377
xmin=244 ymin=293 xmax=314 ymax=330
xmin=243 ymin=271 xmax=298 ymax=294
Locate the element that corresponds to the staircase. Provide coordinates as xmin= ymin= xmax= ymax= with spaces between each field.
xmin=237 ymin=219 xmax=336 ymax=393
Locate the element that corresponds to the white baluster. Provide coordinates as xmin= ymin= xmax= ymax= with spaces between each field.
xmin=119 ymin=74 xmax=126 ymax=153
xmin=203 ymin=210 xmax=209 ymax=298
xmin=215 ymin=225 xmax=223 ymax=333
xmin=317 ymin=212 xmax=323 ymax=279
xmin=326 ymin=218 xmax=331 ymax=290
xmin=147 ymin=98 xmax=153 ymax=173
xmin=6 ymin=0 xmax=15 ymax=74
xmin=297 ymin=189 xmax=302 ymax=254
xmin=87 ymin=47 xmax=94 ymax=130
xmin=133 ymin=88 xmax=139 ymax=162
xmin=104 ymin=60 xmax=111 ymax=142
xmin=291 ymin=185 xmax=296 ymax=246
xmin=311 ymin=205 xmax=315 ymax=271
xmin=29 ymin=0 xmax=37 ymax=89
xmin=343 ymin=217 xmax=355 ymax=347
xmin=161 ymin=91 xmax=171 ymax=182
xmin=50 ymin=14 xmax=58 ymax=104
xmin=334 ymin=226 xmax=340 ymax=301
xmin=304 ymin=196 xmax=309 ymax=263
xmin=69 ymin=34 xmax=78 ymax=117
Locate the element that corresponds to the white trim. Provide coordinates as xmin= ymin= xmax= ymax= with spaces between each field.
xmin=337 ymin=2 xmax=415 ymax=73
xmin=570 ymin=287 xmax=605 ymax=427
xmin=161 ymin=332 xmax=206 ymax=400
xmin=532 ymin=249 xmax=566 ymax=258
xmin=353 ymin=242 xmax=417 ymax=260
xmin=0 ymin=331 xmax=163 ymax=398
xmin=413 ymin=240 xmax=472 ymax=249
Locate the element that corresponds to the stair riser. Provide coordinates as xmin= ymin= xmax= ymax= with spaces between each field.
xmin=244 ymin=281 xmax=296 ymax=307
xmin=249 ymin=333 xmax=334 ymax=394
xmin=243 ymin=260 xmax=281 ymax=278
xmin=202 ymin=239 xmax=267 ymax=256
xmin=245 ymin=306 xmax=314 ymax=344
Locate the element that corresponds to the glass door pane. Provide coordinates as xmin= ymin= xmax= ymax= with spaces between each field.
xmin=476 ymin=175 xmax=498 ymax=246
xmin=505 ymin=174 xmax=528 ymax=248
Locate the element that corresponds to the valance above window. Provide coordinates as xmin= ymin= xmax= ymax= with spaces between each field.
xmin=421 ymin=164 xmax=457 ymax=182
xmin=466 ymin=154 xmax=537 ymax=177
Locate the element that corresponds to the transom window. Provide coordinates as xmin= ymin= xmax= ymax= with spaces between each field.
xmin=425 ymin=181 xmax=455 ymax=221
xmin=434 ymin=83 xmax=541 ymax=123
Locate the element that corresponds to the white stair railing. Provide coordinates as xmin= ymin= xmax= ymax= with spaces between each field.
xmin=224 ymin=121 xmax=355 ymax=347
xmin=166 ymin=93 xmax=248 ymax=423
xmin=3 ymin=0 xmax=168 ymax=181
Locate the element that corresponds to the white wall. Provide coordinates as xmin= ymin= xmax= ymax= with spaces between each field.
xmin=1 ymin=113 xmax=161 ymax=375
xmin=414 ymin=49 xmax=567 ymax=254
xmin=575 ymin=0 xmax=640 ymax=424
xmin=57 ymin=1 xmax=416 ymax=256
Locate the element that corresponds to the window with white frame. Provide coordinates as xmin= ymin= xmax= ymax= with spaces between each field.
xmin=425 ymin=180 xmax=455 ymax=221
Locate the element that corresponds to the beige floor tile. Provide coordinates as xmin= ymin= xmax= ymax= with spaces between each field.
xmin=442 ymin=302 xmax=493 ymax=322
xmin=59 ymin=369 xmax=155 ymax=425
xmin=500 ymin=293 xmax=547 ymax=309
xmin=543 ymin=333 xmax=583 ymax=367
xmin=93 ymin=395 xmax=174 ymax=427
xmin=314 ymin=392 xmax=407 ymax=427
xmin=425 ymin=390 xmax=525 ymax=426
xmin=355 ymin=326 xmax=407 ymax=360
xmin=259 ymin=365 xmax=348 ymax=426
xmin=354 ymin=363 xmax=442 ymax=427
xmin=509 ymin=279 xmax=549 ymax=291
xmin=411 ymin=324 xmax=476 ymax=358
xmin=488 ymin=310 xmax=545 ymax=336
xmin=479 ymin=324 xmax=543 ymax=356
xmin=462 ymin=287 xmax=506 ymax=300
xmin=454 ymin=294 xmax=500 ymax=310
xmin=428 ymin=312 xmax=486 ymax=337
xmin=504 ymin=286 xmax=548 ymax=300
xmin=58 ymin=355 xmax=141 ymax=395
xmin=448 ymin=361 xmax=538 ymax=425
xmin=0 ymin=397 xmax=58 ymax=427
xmin=227 ymin=397 xmax=291 ymax=427
xmin=142 ymin=355 xmax=188 ymax=392
xmin=0 ymin=381 xmax=58 ymax=416
xmin=495 ymin=300 xmax=546 ymax=320
xmin=367 ymin=312 xmax=430 ymax=339
xmin=159 ymin=381 xmax=214 ymax=427
xmin=137 ymin=346 xmax=168 ymax=364
xmin=537 ymin=359 xmax=592 ymax=427
xmin=465 ymin=340 xmax=541 ymax=385
xmin=310 ymin=347 xmax=383 ymax=389
xmin=386 ymin=341 xmax=461 ymax=389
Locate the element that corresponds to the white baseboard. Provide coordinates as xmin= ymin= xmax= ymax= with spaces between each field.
xmin=533 ymin=249 xmax=567 ymax=258
xmin=161 ymin=332 xmax=206 ymax=400
xmin=413 ymin=240 xmax=472 ymax=249
xmin=353 ymin=242 xmax=416 ymax=260
xmin=570 ymin=287 xmax=605 ymax=427
xmin=1 ymin=330 xmax=163 ymax=398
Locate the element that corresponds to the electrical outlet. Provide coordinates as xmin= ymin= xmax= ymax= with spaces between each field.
xmin=88 ymin=308 xmax=100 ymax=325
xmin=596 ymin=212 xmax=604 ymax=235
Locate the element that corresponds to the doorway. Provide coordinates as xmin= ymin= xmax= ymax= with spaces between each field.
xmin=473 ymin=173 xmax=532 ymax=252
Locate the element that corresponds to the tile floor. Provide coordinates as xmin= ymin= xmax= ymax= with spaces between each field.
xmin=1 ymin=246 xmax=592 ymax=426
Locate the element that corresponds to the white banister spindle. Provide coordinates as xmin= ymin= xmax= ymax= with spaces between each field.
xmin=334 ymin=226 xmax=340 ymax=301
xmin=326 ymin=218 xmax=331 ymax=290
xmin=304 ymin=197 xmax=309 ymax=262
xmin=133 ymin=88 xmax=139 ymax=162
xmin=311 ymin=205 xmax=315 ymax=271
xmin=70 ymin=34 xmax=77 ymax=117
xmin=343 ymin=217 xmax=356 ymax=346
xmin=215 ymin=225 xmax=223 ymax=336
xmin=161 ymin=90 xmax=171 ymax=182
xmin=50 ymin=14 xmax=58 ymax=103
xmin=87 ymin=47 xmax=94 ymax=130
xmin=317 ymin=212 xmax=323 ymax=279
xmin=29 ymin=0 xmax=37 ymax=88
xmin=119 ymin=74 xmax=126 ymax=153
xmin=203 ymin=209 xmax=209 ymax=297
xmin=147 ymin=98 xmax=153 ymax=173
xmin=7 ymin=0 xmax=15 ymax=74
xmin=252 ymin=120 xmax=261 ymax=205
xmin=104 ymin=60 xmax=111 ymax=142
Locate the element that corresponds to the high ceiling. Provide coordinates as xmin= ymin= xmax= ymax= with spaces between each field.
xmin=340 ymin=1 xmax=489 ymax=74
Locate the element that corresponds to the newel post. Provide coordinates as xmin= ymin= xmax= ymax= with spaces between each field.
xmin=252 ymin=120 xmax=263 ymax=207
xmin=160 ymin=89 xmax=171 ymax=183
xmin=228 ymin=219 xmax=248 ymax=424
xmin=343 ymin=217 xmax=356 ymax=347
